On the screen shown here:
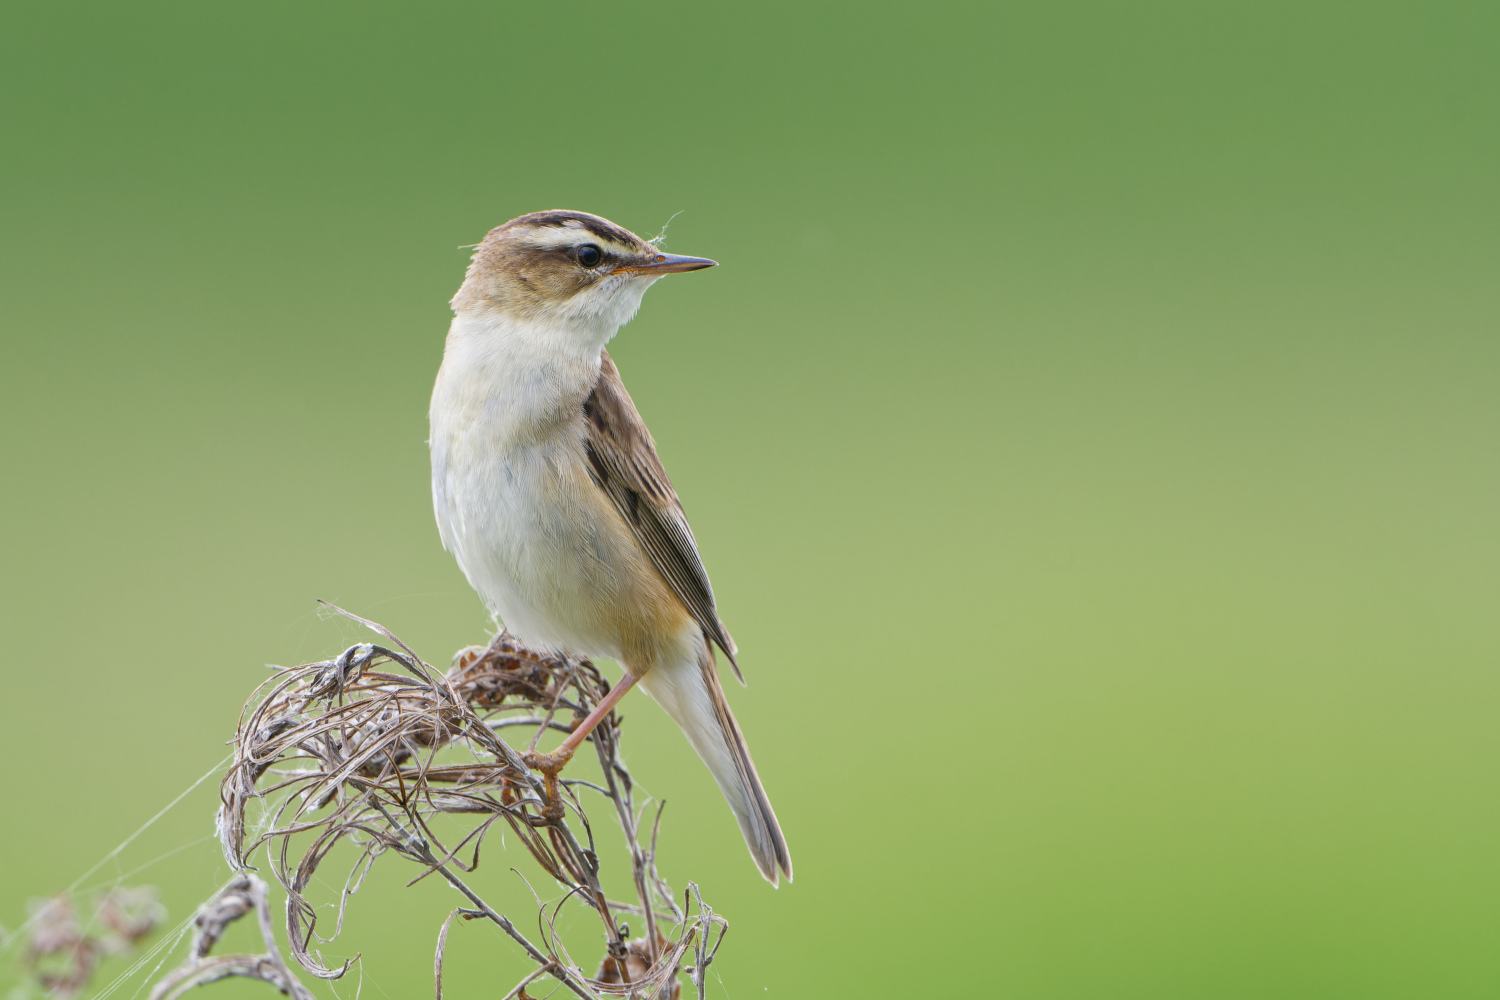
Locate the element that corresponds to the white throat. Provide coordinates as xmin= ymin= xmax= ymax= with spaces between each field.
xmin=432 ymin=276 xmax=658 ymax=446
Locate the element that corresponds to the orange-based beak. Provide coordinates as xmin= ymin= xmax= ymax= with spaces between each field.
xmin=615 ymin=252 xmax=717 ymax=275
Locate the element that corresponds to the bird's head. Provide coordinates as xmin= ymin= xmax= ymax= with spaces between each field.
xmin=452 ymin=210 xmax=716 ymax=332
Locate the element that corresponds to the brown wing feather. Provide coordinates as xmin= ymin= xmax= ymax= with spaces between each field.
xmin=581 ymin=350 xmax=742 ymax=676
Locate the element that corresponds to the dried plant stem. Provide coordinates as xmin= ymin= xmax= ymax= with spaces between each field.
xmin=152 ymin=607 xmax=728 ymax=1000
xmin=147 ymin=876 xmax=313 ymax=1000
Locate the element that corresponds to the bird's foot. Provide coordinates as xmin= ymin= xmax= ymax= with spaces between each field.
xmin=522 ymin=746 xmax=575 ymax=823
xmin=521 ymin=745 xmax=575 ymax=776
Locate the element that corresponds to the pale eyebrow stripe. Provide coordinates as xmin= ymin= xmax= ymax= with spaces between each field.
xmin=521 ymin=229 xmax=636 ymax=255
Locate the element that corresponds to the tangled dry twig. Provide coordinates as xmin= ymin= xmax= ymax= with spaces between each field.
xmin=147 ymin=875 xmax=312 ymax=1000
xmin=169 ymin=605 xmax=726 ymax=1000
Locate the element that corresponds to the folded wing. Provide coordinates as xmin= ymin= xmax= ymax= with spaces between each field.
xmin=580 ymin=350 xmax=741 ymax=677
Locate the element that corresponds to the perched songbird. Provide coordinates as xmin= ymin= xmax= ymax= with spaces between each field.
xmin=428 ymin=210 xmax=792 ymax=885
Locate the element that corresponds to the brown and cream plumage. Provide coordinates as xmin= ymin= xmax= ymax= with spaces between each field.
xmin=429 ymin=210 xmax=791 ymax=884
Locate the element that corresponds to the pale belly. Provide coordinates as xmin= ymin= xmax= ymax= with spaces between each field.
xmin=434 ymin=435 xmax=692 ymax=671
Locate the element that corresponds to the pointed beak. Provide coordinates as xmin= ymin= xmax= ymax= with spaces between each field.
xmin=615 ymin=252 xmax=718 ymax=276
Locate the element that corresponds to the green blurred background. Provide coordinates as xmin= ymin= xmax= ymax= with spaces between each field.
xmin=2 ymin=1 xmax=1497 ymax=996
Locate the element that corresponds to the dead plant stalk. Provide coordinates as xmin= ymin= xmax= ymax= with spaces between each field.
xmin=157 ymin=605 xmax=726 ymax=1000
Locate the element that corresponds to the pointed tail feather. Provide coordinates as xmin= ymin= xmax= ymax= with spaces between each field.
xmin=636 ymin=642 xmax=792 ymax=885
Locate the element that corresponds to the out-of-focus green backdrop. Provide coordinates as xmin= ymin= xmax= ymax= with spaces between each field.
xmin=2 ymin=2 xmax=1497 ymax=996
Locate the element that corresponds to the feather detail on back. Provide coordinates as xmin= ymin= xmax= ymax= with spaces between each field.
xmin=581 ymin=350 xmax=744 ymax=681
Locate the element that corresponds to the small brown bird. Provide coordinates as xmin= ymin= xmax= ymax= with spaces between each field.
xmin=428 ymin=210 xmax=791 ymax=884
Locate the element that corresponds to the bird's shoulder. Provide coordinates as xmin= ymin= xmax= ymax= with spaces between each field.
xmin=580 ymin=350 xmax=680 ymax=506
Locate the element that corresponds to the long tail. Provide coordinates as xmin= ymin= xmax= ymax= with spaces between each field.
xmin=636 ymin=641 xmax=792 ymax=885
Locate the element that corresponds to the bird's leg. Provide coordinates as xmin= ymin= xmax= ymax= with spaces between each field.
xmin=523 ymin=672 xmax=638 ymax=776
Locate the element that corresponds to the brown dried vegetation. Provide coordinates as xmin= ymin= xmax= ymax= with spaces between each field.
xmin=159 ymin=606 xmax=727 ymax=1000
xmin=16 ymin=889 xmax=163 ymax=999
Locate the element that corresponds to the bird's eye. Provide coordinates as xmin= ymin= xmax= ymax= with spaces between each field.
xmin=576 ymin=244 xmax=603 ymax=268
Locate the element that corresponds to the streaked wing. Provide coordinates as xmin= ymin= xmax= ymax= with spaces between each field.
xmin=581 ymin=350 xmax=740 ymax=673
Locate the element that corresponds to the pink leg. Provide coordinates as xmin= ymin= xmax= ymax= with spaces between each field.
xmin=557 ymin=672 xmax=638 ymax=755
xmin=525 ymin=672 xmax=639 ymax=779
xmin=522 ymin=673 xmax=637 ymax=822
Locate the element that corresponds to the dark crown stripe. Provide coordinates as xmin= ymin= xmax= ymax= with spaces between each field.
xmin=498 ymin=210 xmax=642 ymax=249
